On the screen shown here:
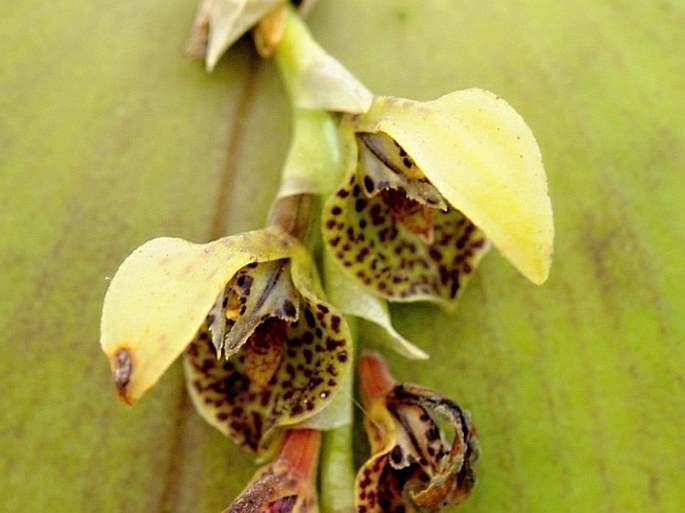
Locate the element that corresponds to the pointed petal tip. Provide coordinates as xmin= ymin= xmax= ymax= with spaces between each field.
xmin=205 ymin=55 xmax=218 ymax=72
xmin=531 ymin=255 xmax=553 ymax=285
xmin=506 ymin=224 xmax=554 ymax=285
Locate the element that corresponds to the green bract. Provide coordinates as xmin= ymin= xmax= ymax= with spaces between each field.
xmin=274 ymin=8 xmax=373 ymax=113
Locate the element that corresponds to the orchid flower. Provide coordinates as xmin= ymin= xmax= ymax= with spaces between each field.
xmin=322 ymin=91 xmax=553 ymax=308
xmin=100 ymin=5 xmax=555 ymax=511
xmin=100 ymin=196 xmax=352 ymax=457
xmin=356 ymin=351 xmax=479 ymax=512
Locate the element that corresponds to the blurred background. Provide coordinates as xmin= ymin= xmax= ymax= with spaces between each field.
xmin=1 ymin=1 xmax=683 ymax=511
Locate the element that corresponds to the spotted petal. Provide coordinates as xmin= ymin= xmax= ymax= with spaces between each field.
xmin=184 ymin=249 xmax=351 ymax=457
xmin=324 ymin=251 xmax=428 ymax=359
xmin=99 ymin=227 xmax=295 ymax=404
xmin=323 ymin=164 xmax=490 ymax=307
xmin=350 ymin=89 xmax=554 ymax=284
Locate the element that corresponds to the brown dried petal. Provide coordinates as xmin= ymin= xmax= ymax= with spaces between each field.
xmin=223 ymin=429 xmax=320 ymax=513
xmin=356 ymin=352 xmax=478 ymax=512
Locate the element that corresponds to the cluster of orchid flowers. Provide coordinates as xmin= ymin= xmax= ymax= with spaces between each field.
xmin=100 ymin=1 xmax=553 ymax=512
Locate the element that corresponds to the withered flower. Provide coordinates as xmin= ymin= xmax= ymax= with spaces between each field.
xmin=223 ymin=429 xmax=320 ymax=513
xmin=356 ymin=351 xmax=479 ymax=512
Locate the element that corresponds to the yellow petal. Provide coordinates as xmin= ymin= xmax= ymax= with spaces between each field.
xmin=353 ymin=90 xmax=554 ymax=284
xmin=100 ymin=227 xmax=294 ymax=404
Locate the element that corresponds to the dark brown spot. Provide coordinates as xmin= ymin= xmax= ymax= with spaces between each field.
xmin=113 ymin=348 xmax=133 ymax=399
xmin=224 ymin=372 xmax=250 ymax=396
xmin=236 ymin=274 xmax=253 ymax=289
xmin=325 ymin=337 xmax=344 ymax=351
xmin=330 ymin=315 xmax=341 ymax=333
xmin=304 ymin=309 xmax=316 ymax=328
xmin=364 ymin=176 xmax=375 ymax=193
xmin=391 ymin=445 xmax=403 ymax=464
xmin=282 ymin=299 xmax=296 ymax=318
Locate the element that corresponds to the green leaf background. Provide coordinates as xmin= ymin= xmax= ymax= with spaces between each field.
xmin=1 ymin=1 xmax=683 ymax=511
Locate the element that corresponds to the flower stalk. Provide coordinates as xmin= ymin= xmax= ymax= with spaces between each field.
xmin=100 ymin=3 xmax=554 ymax=512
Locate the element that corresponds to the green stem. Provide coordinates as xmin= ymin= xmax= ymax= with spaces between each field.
xmin=270 ymin=9 xmax=360 ymax=512
xmin=320 ymin=423 xmax=357 ymax=513
xmin=272 ymin=10 xmax=343 ymax=199
xmin=273 ymin=6 xmax=372 ymax=113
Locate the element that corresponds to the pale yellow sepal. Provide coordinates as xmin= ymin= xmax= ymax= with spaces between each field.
xmin=350 ymin=89 xmax=554 ymax=284
xmin=274 ymin=8 xmax=373 ymax=113
xmin=100 ymin=227 xmax=295 ymax=404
